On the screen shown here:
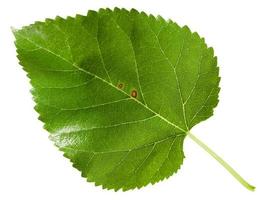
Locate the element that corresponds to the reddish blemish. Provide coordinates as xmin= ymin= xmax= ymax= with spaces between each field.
xmin=117 ymin=83 xmax=124 ymax=89
xmin=131 ymin=90 xmax=138 ymax=98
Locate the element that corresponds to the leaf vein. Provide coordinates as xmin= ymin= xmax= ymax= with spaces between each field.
xmin=189 ymin=87 xmax=216 ymax=124
xmin=148 ymin=22 xmax=188 ymax=130
xmin=60 ymin=134 xmax=183 ymax=155
xmin=56 ymin=114 xmax=157 ymax=134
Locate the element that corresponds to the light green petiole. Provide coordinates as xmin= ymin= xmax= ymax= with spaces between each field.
xmin=187 ymin=132 xmax=255 ymax=191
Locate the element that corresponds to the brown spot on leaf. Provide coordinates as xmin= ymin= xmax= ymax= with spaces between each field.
xmin=131 ymin=89 xmax=137 ymax=98
xmin=117 ymin=83 xmax=124 ymax=89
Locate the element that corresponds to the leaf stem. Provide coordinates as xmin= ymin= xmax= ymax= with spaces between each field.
xmin=187 ymin=132 xmax=255 ymax=191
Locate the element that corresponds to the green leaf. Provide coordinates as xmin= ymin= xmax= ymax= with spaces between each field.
xmin=13 ymin=8 xmax=254 ymax=191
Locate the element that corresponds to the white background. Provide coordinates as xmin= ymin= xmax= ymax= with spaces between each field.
xmin=0 ymin=0 xmax=261 ymax=199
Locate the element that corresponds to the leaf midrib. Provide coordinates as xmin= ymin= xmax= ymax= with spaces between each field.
xmin=15 ymin=31 xmax=187 ymax=133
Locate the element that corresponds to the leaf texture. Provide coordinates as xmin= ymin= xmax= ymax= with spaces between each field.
xmin=14 ymin=8 xmax=220 ymax=190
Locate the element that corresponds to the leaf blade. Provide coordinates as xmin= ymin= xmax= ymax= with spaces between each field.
xmin=14 ymin=8 xmax=219 ymax=190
